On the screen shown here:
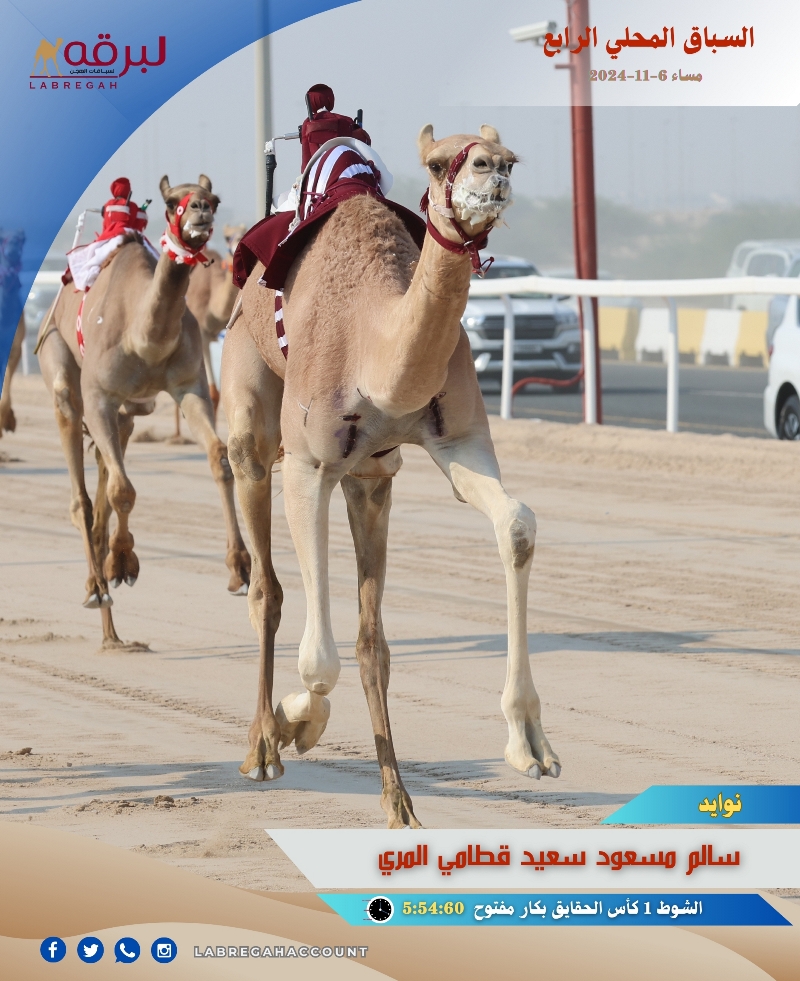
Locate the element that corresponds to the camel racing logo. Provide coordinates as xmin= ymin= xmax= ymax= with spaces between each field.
xmin=30 ymin=33 xmax=166 ymax=89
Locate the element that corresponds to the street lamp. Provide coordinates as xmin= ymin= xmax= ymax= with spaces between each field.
xmin=511 ymin=1 xmax=602 ymax=425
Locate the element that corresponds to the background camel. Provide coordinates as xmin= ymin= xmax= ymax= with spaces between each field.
xmin=221 ymin=125 xmax=560 ymax=829
xmin=0 ymin=313 xmax=25 ymax=436
xmin=38 ymin=174 xmax=250 ymax=649
xmin=32 ymin=38 xmax=62 ymax=76
xmin=184 ymin=223 xmax=246 ymax=422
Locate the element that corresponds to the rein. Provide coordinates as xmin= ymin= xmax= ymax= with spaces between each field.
xmin=160 ymin=193 xmax=212 ymax=267
xmin=419 ymin=142 xmax=494 ymax=277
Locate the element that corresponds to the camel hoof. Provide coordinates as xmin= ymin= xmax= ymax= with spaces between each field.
xmin=265 ymin=764 xmax=282 ymax=781
xmin=546 ymin=762 xmax=561 ymax=779
xmin=110 ymin=577 xmax=121 ymax=589
xmin=83 ymin=594 xmax=100 ymax=609
xmin=125 ymin=575 xmax=137 ymax=587
xmin=100 ymin=593 xmax=112 ymax=608
xmin=245 ymin=766 xmax=265 ymax=782
xmin=527 ymin=763 xmax=542 ymax=780
xmin=231 ymin=583 xmax=248 ymax=597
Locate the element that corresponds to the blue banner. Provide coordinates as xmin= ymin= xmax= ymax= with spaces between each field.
xmin=320 ymin=892 xmax=791 ymax=927
xmin=603 ymin=785 xmax=800 ymax=825
xmin=0 ymin=0 xmax=357 ymax=380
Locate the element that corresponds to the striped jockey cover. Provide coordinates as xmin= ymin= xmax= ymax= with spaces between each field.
xmin=300 ymin=144 xmax=378 ymax=222
xmin=274 ymin=144 xmax=379 ymax=359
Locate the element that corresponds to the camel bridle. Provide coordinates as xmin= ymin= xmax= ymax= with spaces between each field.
xmin=420 ymin=142 xmax=496 ymax=277
xmin=161 ymin=192 xmax=213 ymax=267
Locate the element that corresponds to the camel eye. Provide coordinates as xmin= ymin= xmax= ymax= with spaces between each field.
xmin=429 ymin=163 xmax=443 ymax=177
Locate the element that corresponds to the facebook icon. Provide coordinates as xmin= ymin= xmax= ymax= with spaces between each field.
xmin=40 ymin=937 xmax=67 ymax=962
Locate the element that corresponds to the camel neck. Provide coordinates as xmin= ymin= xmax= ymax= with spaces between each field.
xmin=130 ymin=251 xmax=192 ymax=364
xmin=366 ymin=228 xmax=474 ymax=417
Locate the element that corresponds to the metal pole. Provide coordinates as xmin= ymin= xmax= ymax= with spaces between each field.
xmin=500 ymin=293 xmax=515 ymax=420
xmin=254 ymin=32 xmax=273 ymax=221
xmin=581 ymin=296 xmax=597 ymax=424
xmin=567 ymin=0 xmax=602 ymax=424
xmin=666 ymin=297 xmax=679 ymax=432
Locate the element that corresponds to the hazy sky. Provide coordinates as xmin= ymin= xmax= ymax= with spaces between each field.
xmin=55 ymin=0 xmax=800 ymax=247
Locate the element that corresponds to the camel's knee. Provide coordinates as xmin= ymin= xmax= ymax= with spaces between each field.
xmin=247 ymin=567 xmax=283 ymax=634
xmin=203 ymin=438 xmax=234 ymax=485
xmin=227 ymin=429 xmax=268 ymax=482
xmin=68 ymin=492 xmax=93 ymax=531
xmin=298 ymin=636 xmax=341 ymax=695
xmin=496 ymin=500 xmax=536 ymax=570
xmin=53 ymin=376 xmax=81 ymax=425
xmin=107 ymin=473 xmax=136 ymax=515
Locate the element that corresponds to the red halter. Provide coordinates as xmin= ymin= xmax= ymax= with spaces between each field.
xmin=160 ymin=193 xmax=211 ymax=266
xmin=419 ymin=142 xmax=495 ymax=277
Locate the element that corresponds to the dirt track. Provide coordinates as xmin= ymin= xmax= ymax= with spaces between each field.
xmin=1 ymin=375 xmax=799 ymax=891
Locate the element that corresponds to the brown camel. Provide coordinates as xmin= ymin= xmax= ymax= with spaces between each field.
xmin=221 ymin=126 xmax=560 ymax=828
xmin=0 ymin=313 xmax=25 ymax=436
xmin=37 ymin=175 xmax=250 ymax=649
xmin=184 ymin=224 xmax=246 ymax=419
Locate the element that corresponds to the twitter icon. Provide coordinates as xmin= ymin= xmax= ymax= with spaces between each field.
xmin=77 ymin=936 xmax=104 ymax=963
xmin=115 ymin=937 xmax=141 ymax=963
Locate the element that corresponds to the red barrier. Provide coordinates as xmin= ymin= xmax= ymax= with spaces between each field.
xmin=511 ymin=368 xmax=584 ymax=398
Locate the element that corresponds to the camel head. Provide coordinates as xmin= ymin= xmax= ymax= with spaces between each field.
xmin=418 ymin=124 xmax=516 ymax=238
xmin=159 ymin=174 xmax=219 ymax=248
xmin=222 ymin=223 xmax=247 ymax=257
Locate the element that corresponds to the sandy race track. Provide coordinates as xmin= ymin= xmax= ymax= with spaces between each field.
xmin=1 ymin=375 xmax=799 ymax=892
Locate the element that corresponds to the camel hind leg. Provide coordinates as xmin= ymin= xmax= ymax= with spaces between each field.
xmin=37 ymin=327 xmax=111 ymax=613
xmin=426 ymin=432 xmax=561 ymax=781
xmin=171 ymin=382 xmax=251 ymax=595
xmin=341 ymin=473 xmax=421 ymax=829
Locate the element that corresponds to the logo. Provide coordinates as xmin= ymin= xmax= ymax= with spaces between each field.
xmin=114 ymin=937 xmax=141 ymax=963
xmin=32 ymin=38 xmax=62 ymax=77
xmin=39 ymin=937 xmax=66 ymax=962
xmin=151 ymin=937 xmax=177 ymax=963
xmin=30 ymin=33 xmax=166 ymax=90
xmin=77 ymin=936 xmax=104 ymax=963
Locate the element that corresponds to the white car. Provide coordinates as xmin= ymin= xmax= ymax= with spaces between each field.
xmin=763 ymin=295 xmax=800 ymax=439
xmin=728 ymin=240 xmax=800 ymax=312
xmin=462 ymin=254 xmax=581 ymax=390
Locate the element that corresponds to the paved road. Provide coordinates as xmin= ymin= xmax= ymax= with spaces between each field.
xmin=482 ymin=361 xmax=770 ymax=438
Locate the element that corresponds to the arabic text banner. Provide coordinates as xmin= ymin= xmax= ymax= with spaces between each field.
xmin=267 ymin=828 xmax=800 ymax=890
xmin=321 ymin=893 xmax=790 ymax=927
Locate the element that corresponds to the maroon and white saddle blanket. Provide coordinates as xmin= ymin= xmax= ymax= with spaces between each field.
xmin=232 ymin=139 xmax=426 ymax=294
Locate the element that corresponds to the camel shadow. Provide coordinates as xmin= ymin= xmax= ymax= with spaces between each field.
xmin=0 ymin=757 xmax=633 ymax=815
xmin=385 ymin=630 xmax=800 ymax=659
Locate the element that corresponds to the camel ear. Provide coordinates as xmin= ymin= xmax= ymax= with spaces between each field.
xmin=198 ymin=174 xmax=212 ymax=192
xmin=159 ymin=175 xmax=172 ymax=201
xmin=417 ymin=124 xmax=435 ymax=161
xmin=480 ymin=124 xmax=501 ymax=144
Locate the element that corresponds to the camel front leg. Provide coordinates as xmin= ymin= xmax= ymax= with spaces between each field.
xmin=81 ymin=389 xmax=139 ymax=608
xmin=277 ymin=454 xmax=341 ymax=754
xmin=221 ymin=324 xmax=284 ymax=782
xmin=427 ymin=434 xmax=561 ymax=780
xmin=173 ymin=387 xmax=250 ymax=594
xmin=0 ymin=313 xmax=25 ymax=435
xmin=341 ymin=474 xmax=421 ymax=829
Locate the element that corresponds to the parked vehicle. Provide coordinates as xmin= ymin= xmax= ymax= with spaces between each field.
xmin=462 ymin=254 xmax=582 ymax=389
xmin=763 ymin=294 xmax=800 ymax=439
xmin=727 ymin=240 xmax=800 ymax=312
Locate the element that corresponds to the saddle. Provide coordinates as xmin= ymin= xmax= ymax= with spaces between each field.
xmin=232 ymin=85 xmax=425 ymax=292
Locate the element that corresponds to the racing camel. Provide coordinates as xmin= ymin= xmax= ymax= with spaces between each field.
xmin=221 ymin=122 xmax=560 ymax=828
xmin=38 ymin=175 xmax=250 ymax=649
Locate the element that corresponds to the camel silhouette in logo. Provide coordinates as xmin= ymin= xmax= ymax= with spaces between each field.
xmin=32 ymin=38 xmax=62 ymax=77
